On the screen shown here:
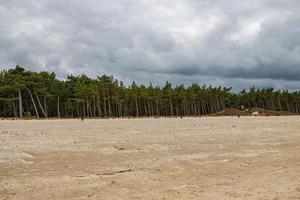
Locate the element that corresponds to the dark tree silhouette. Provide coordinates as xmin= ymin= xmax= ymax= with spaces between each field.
xmin=0 ymin=66 xmax=299 ymax=118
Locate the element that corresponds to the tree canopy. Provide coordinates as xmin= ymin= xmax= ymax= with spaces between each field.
xmin=0 ymin=66 xmax=299 ymax=118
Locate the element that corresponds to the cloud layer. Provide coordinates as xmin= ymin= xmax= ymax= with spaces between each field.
xmin=1 ymin=0 xmax=300 ymax=90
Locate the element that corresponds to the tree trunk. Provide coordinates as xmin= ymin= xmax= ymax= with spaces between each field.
xmin=18 ymin=89 xmax=23 ymax=118
xmin=135 ymin=99 xmax=139 ymax=117
xmin=57 ymin=96 xmax=61 ymax=118
xmin=13 ymin=102 xmax=17 ymax=118
xmin=97 ymin=96 xmax=102 ymax=117
xmin=103 ymin=92 xmax=107 ymax=117
xmin=169 ymin=97 xmax=173 ymax=116
xmin=93 ymin=97 xmax=96 ymax=117
xmin=108 ymin=98 xmax=112 ymax=117
xmin=86 ymin=99 xmax=89 ymax=118
xmin=43 ymin=96 xmax=48 ymax=117
xmin=25 ymin=87 xmax=39 ymax=118
xmin=34 ymin=89 xmax=47 ymax=118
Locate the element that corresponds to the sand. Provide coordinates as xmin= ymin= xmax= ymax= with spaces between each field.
xmin=0 ymin=116 xmax=300 ymax=199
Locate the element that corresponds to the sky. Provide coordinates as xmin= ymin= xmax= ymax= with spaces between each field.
xmin=0 ymin=0 xmax=300 ymax=91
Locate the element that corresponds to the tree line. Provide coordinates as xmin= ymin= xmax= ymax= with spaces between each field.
xmin=0 ymin=66 xmax=299 ymax=118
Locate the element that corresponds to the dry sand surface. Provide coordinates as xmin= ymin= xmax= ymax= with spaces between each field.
xmin=1 ymin=117 xmax=300 ymax=200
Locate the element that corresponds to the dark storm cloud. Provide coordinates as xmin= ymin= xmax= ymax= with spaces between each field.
xmin=0 ymin=0 xmax=300 ymax=90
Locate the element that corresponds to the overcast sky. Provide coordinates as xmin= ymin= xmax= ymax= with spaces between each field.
xmin=0 ymin=0 xmax=300 ymax=90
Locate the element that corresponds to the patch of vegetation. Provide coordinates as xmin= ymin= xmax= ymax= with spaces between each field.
xmin=0 ymin=66 xmax=299 ymax=118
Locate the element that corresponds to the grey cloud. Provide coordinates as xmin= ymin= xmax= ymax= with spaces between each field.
xmin=0 ymin=0 xmax=300 ymax=90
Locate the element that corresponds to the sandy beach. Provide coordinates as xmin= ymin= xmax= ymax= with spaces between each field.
xmin=1 ymin=116 xmax=300 ymax=199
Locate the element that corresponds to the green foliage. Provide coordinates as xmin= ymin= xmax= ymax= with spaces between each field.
xmin=0 ymin=66 xmax=299 ymax=118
